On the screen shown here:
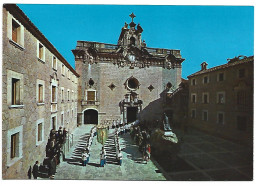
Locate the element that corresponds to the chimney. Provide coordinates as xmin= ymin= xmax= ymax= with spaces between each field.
xmin=201 ymin=62 xmax=208 ymax=71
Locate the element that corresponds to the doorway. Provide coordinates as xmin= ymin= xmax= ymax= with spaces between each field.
xmin=84 ymin=109 xmax=98 ymax=124
xmin=127 ymin=107 xmax=138 ymax=123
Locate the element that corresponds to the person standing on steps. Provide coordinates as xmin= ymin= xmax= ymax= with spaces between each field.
xmin=82 ymin=150 xmax=88 ymax=166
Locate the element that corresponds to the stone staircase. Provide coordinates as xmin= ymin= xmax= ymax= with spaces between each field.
xmin=104 ymin=134 xmax=118 ymax=165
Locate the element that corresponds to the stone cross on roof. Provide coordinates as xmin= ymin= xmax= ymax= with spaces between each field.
xmin=129 ymin=12 xmax=136 ymax=22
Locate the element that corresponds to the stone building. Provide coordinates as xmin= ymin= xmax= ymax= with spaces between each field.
xmin=2 ymin=5 xmax=79 ymax=179
xmin=187 ymin=56 xmax=253 ymax=146
xmin=72 ymin=13 xmax=185 ymax=126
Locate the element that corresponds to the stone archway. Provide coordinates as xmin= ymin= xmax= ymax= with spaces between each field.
xmin=83 ymin=109 xmax=98 ymax=124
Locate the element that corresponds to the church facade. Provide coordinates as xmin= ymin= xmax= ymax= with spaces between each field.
xmin=72 ymin=13 xmax=185 ymax=126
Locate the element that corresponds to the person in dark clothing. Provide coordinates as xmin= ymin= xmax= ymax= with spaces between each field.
xmin=27 ymin=166 xmax=32 ymax=179
xmin=32 ymin=161 xmax=39 ymax=179
xmin=63 ymin=128 xmax=68 ymax=143
xmin=58 ymin=127 xmax=63 ymax=143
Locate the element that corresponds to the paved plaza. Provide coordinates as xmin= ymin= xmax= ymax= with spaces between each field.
xmin=52 ymin=125 xmax=165 ymax=180
xmin=166 ymin=129 xmax=253 ymax=181
xmin=45 ymin=125 xmax=253 ymax=181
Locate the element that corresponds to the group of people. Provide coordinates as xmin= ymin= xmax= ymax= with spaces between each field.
xmin=28 ymin=127 xmax=68 ymax=179
xmin=130 ymin=125 xmax=151 ymax=163
xmin=82 ymin=127 xmax=96 ymax=166
xmin=115 ymin=132 xmax=122 ymax=165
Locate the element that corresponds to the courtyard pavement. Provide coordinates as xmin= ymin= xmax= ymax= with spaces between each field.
xmin=45 ymin=125 xmax=253 ymax=181
xmin=165 ymin=129 xmax=253 ymax=181
xmin=52 ymin=124 xmax=166 ymax=180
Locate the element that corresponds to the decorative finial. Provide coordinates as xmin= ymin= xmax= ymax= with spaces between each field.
xmin=129 ymin=12 xmax=136 ymax=22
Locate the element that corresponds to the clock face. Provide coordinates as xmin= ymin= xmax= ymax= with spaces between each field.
xmin=128 ymin=54 xmax=135 ymax=62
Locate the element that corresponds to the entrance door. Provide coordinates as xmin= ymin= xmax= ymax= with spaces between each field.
xmin=84 ymin=109 xmax=98 ymax=124
xmin=127 ymin=107 xmax=138 ymax=123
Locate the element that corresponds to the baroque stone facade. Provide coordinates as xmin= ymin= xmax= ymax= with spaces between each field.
xmin=2 ymin=5 xmax=79 ymax=179
xmin=72 ymin=13 xmax=185 ymax=126
xmin=187 ymin=56 xmax=253 ymax=146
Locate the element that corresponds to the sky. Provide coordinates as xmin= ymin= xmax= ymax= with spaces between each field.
xmin=17 ymin=4 xmax=254 ymax=78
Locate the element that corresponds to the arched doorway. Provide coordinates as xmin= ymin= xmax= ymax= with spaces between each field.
xmin=84 ymin=109 xmax=98 ymax=124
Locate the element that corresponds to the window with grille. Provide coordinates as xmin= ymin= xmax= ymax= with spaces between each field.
xmin=12 ymin=78 xmax=20 ymax=105
xmin=87 ymin=91 xmax=96 ymax=101
xmin=11 ymin=133 xmax=19 ymax=159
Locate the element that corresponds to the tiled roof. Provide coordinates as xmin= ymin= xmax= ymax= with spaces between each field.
xmin=188 ymin=56 xmax=253 ymax=78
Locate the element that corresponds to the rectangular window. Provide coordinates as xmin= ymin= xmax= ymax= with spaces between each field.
xmin=218 ymin=113 xmax=224 ymax=124
xmin=191 ymin=109 xmax=196 ymax=119
xmin=87 ymin=91 xmax=96 ymax=101
xmin=12 ymin=20 xmax=20 ymax=43
xmin=68 ymin=90 xmax=70 ymax=101
xmin=61 ymin=114 xmax=64 ymax=126
xmin=203 ymin=93 xmax=208 ymax=104
xmin=192 ymin=79 xmax=196 ymax=85
xmin=12 ymin=78 xmax=20 ymax=105
xmin=237 ymin=116 xmax=247 ymax=131
xmin=202 ymin=111 xmax=208 ymax=121
xmin=39 ymin=43 xmax=44 ymax=60
xmin=217 ymin=92 xmax=225 ymax=104
xmin=52 ymin=86 xmax=56 ymax=102
xmin=237 ymin=91 xmax=246 ymax=105
xmin=38 ymin=84 xmax=43 ymax=103
xmin=52 ymin=116 xmax=56 ymax=130
xmin=218 ymin=73 xmax=224 ymax=81
xmin=52 ymin=56 xmax=57 ymax=70
xmin=239 ymin=69 xmax=245 ymax=78
xmin=61 ymin=89 xmax=64 ymax=102
xmin=203 ymin=76 xmax=209 ymax=84
xmin=37 ymin=123 xmax=43 ymax=142
xmin=62 ymin=64 xmax=65 ymax=75
xmin=11 ymin=133 xmax=19 ymax=159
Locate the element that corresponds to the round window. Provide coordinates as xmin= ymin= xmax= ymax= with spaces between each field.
xmin=127 ymin=77 xmax=139 ymax=90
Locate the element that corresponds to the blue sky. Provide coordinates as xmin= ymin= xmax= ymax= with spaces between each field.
xmin=17 ymin=4 xmax=254 ymax=78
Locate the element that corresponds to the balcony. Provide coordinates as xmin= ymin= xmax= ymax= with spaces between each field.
xmin=82 ymin=100 xmax=100 ymax=106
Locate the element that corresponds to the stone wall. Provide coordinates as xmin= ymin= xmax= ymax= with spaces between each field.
xmin=2 ymin=7 xmax=78 ymax=179
xmin=188 ymin=61 xmax=253 ymax=145
xmin=76 ymin=58 xmax=182 ymax=124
